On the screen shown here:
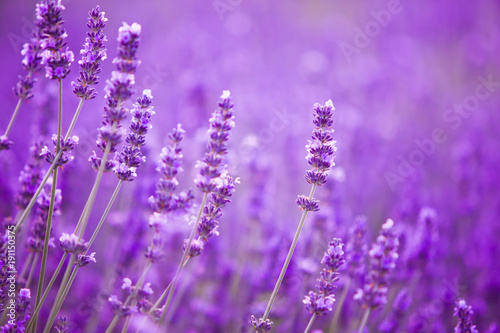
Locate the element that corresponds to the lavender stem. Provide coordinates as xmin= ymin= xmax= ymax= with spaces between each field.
xmin=19 ymin=252 xmax=34 ymax=281
xmin=156 ymin=192 xmax=209 ymax=328
xmin=25 ymin=252 xmax=39 ymax=288
xmin=4 ymin=98 xmax=23 ymax=137
xmin=358 ymin=308 xmax=371 ymax=333
xmin=329 ymin=277 xmax=351 ymax=333
xmin=304 ymin=313 xmax=317 ymax=333
xmin=261 ymin=183 xmax=317 ymax=323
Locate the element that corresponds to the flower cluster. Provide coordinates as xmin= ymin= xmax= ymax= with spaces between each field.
xmin=303 ymin=238 xmax=345 ymax=315
xmin=0 ymin=288 xmax=32 ymax=331
xmin=59 ymin=233 xmax=88 ymax=254
xmin=194 ymin=90 xmax=235 ymax=193
xmin=120 ymin=278 xmax=154 ymax=313
xmin=92 ymin=22 xmax=141 ymax=169
xmin=40 ymin=135 xmax=79 ymax=167
xmin=26 ymin=182 xmax=60 ymax=252
xmin=345 ymin=216 xmax=368 ymax=283
xmin=15 ymin=142 xmax=45 ymax=209
xmin=296 ymin=195 xmax=320 ymax=212
xmin=148 ymin=124 xmax=194 ymax=214
xmin=74 ymin=252 xmax=96 ymax=267
xmin=305 ymin=100 xmax=336 ymax=186
xmin=407 ymin=206 xmax=438 ymax=271
xmin=454 ymin=299 xmax=478 ymax=333
xmin=354 ymin=219 xmax=399 ymax=310
xmin=188 ymin=171 xmax=238 ymax=256
xmin=114 ymin=90 xmax=154 ymax=181
xmin=14 ymin=27 xmax=44 ymax=100
xmin=36 ymin=0 xmax=74 ymax=79
xmin=72 ymin=6 xmax=108 ymax=100
xmin=250 ymin=315 xmax=274 ymax=333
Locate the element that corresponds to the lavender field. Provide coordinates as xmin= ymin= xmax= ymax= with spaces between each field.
xmin=0 ymin=0 xmax=499 ymax=332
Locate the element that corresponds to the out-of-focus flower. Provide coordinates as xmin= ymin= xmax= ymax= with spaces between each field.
xmin=454 ymin=299 xmax=478 ymax=333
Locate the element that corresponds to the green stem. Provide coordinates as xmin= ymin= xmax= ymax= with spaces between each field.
xmin=329 ymin=278 xmax=351 ymax=333
xmin=56 ymin=79 xmax=62 ymax=151
xmin=43 ymin=265 xmax=78 ymax=333
xmin=87 ymin=180 xmax=123 ymax=249
xmin=157 ymin=193 xmax=208 ymax=328
xmin=358 ymin=308 xmax=371 ymax=333
xmin=304 ymin=313 xmax=317 ymax=333
xmin=19 ymin=252 xmax=33 ymax=282
xmin=25 ymin=252 xmax=39 ymax=288
xmin=25 ymin=253 xmax=68 ymax=332
xmin=4 ymin=98 xmax=23 ymax=137
xmin=74 ymin=143 xmax=112 ymax=237
xmin=260 ymin=184 xmax=317 ymax=322
xmin=34 ymin=166 xmax=59 ymax=328
xmin=14 ymin=97 xmax=85 ymax=233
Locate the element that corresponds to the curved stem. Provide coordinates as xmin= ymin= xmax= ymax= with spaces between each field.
xmin=329 ymin=278 xmax=351 ymax=333
xmin=358 ymin=308 xmax=371 ymax=333
xmin=4 ymin=98 xmax=23 ymax=137
xmin=260 ymin=184 xmax=317 ymax=322
xmin=304 ymin=313 xmax=317 ymax=333
xmin=156 ymin=193 xmax=208 ymax=328
xmin=65 ymin=98 xmax=84 ymax=140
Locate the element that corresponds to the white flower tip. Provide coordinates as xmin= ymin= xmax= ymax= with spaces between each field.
xmin=142 ymin=89 xmax=153 ymax=99
xmin=383 ymin=218 xmax=394 ymax=229
xmin=221 ymin=90 xmax=231 ymax=99
xmin=325 ymin=99 xmax=334 ymax=109
xmin=130 ymin=22 xmax=141 ymax=34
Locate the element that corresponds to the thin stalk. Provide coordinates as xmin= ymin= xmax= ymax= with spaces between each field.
xmin=150 ymin=281 xmax=173 ymax=311
xmin=260 ymin=184 xmax=317 ymax=323
xmin=304 ymin=313 xmax=317 ymax=333
xmin=357 ymin=308 xmax=371 ymax=333
xmin=329 ymin=278 xmax=351 ymax=333
xmin=4 ymin=98 xmax=23 ymax=137
xmin=56 ymin=79 xmax=62 ymax=150
xmin=156 ymin=193 xmax=208 ymax=327
xmin=19 ymin=252 xmax=34 ymax=281
xmin=87 ymin=180 xmax=123 ymax=248
xmin=25 ymin=252 xmax=39 ymax=288
xmin=25 ymin=253 xmax=68 ymax=331
xmin=14 ymin=97 xmax=85 ymax=233
xmin=74 ymin=143 xmax=112 ymax=237
xmin=33 ymin=166 xmax=59 ymax=328
xmin=43 ymin=265 xmax=78 ymax=333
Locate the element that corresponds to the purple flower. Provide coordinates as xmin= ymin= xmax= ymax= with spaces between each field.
xmin=114 ymin=89 xmax=154 ymax=181
xmin=194 ymin=90 xmax=235 ymax=193
xmin=54 ymin=316 xmax=68 ymax=333
xmin=303 ymin=238 xmax=345 ymax=316
xmin=354 ymin=219 xmax=399 ymax=311
xmin=75 ymin=252 xmax=96 ymax=267
xmin=36 ymin=0 xmax=74 ymax=80
xmin=72 ymin=5 xmax=108 ymax=100
xmin=407 ymin=206 xmax=438 ymax=271
xmin=249 ymin=315 xmax=273 ymax=332
xmin=305 ymin=100 xmax=336 ymax=186
xmin=345 ymin=216 xmax=368 ymax=282
xmin=296 ymin=195 xmax=320 ymax=212
xmin=59 ymin=233 xmax=88 ymax=254
xmin=454 ymin=299 xmax=478 ymax=333
xmin=39 ymin=135 xmax=79 ymax=167
xmin=0 ymin=136 xmax=13 ymax=151
xmin=15 ymin=142 xmax=45 ymax=209
xmin=378 ymin=288 xmax=412 ymax=332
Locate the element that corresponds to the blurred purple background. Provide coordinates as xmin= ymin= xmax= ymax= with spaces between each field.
xmin=0 ymin=0 xmax=499 ymax=332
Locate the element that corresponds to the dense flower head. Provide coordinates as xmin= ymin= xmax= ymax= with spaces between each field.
xmin=72 ymin=5 xmax=108 ymax=100
xmin=36 ymin=0 xmax=74 ymax=79
xmin=54 ymin=316 xmax=68 ymax=333
xmin=149 ymin=124 xmax=194 ymax=214
xmin=305 ymin=100 xmax=336 ymax=186
xmin=75 ymin=252 xmax=96 ymax=267
xmin=345 ymin=216 xmax=368 ymax=281
xmin=0 ymin=136 xmax=13 ymax=151
xmin=354 ymin=219 xmax=399 ymax=310
xmin=194 ymin=90 xmax=235 ymax=193
xmin=303 ymin=238 xmax=345 ymax=316
xmin=40 ymin=135 xmax=79 ymax=167
xmin=249 ymin=315 xmax=273 ymax=332
xmin=191 ymin=171 xmax=238 ymax=254
xmin=108 ymin=295 xmax=138 ymax=318
xmin=454 ymin=299 xmax=478 ymax=333
xmin=15 ymin=141 xmax=45 ymax=209
xmin=114 ymin=90 xmax=154 ymax=181
xmin=59 ymin=233 xmax=88 ymax=254
xmin=296 ymin=195 xmax=320 ymax=212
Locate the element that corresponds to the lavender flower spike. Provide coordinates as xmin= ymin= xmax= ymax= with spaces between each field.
xmin=114 ymin=89 xmax=154 ymax=181
xmin=72 ymin=5 xmax=108 ymax=100
xmin=355 ymin=219 xmax=399 ymax=333
xmin=454 ymin=299 xmax=478 ymax=333
xmin=303 ymin=238 xmax=345 ymax=317
xmin=36 ymin=0 xmax=74 ymax=80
